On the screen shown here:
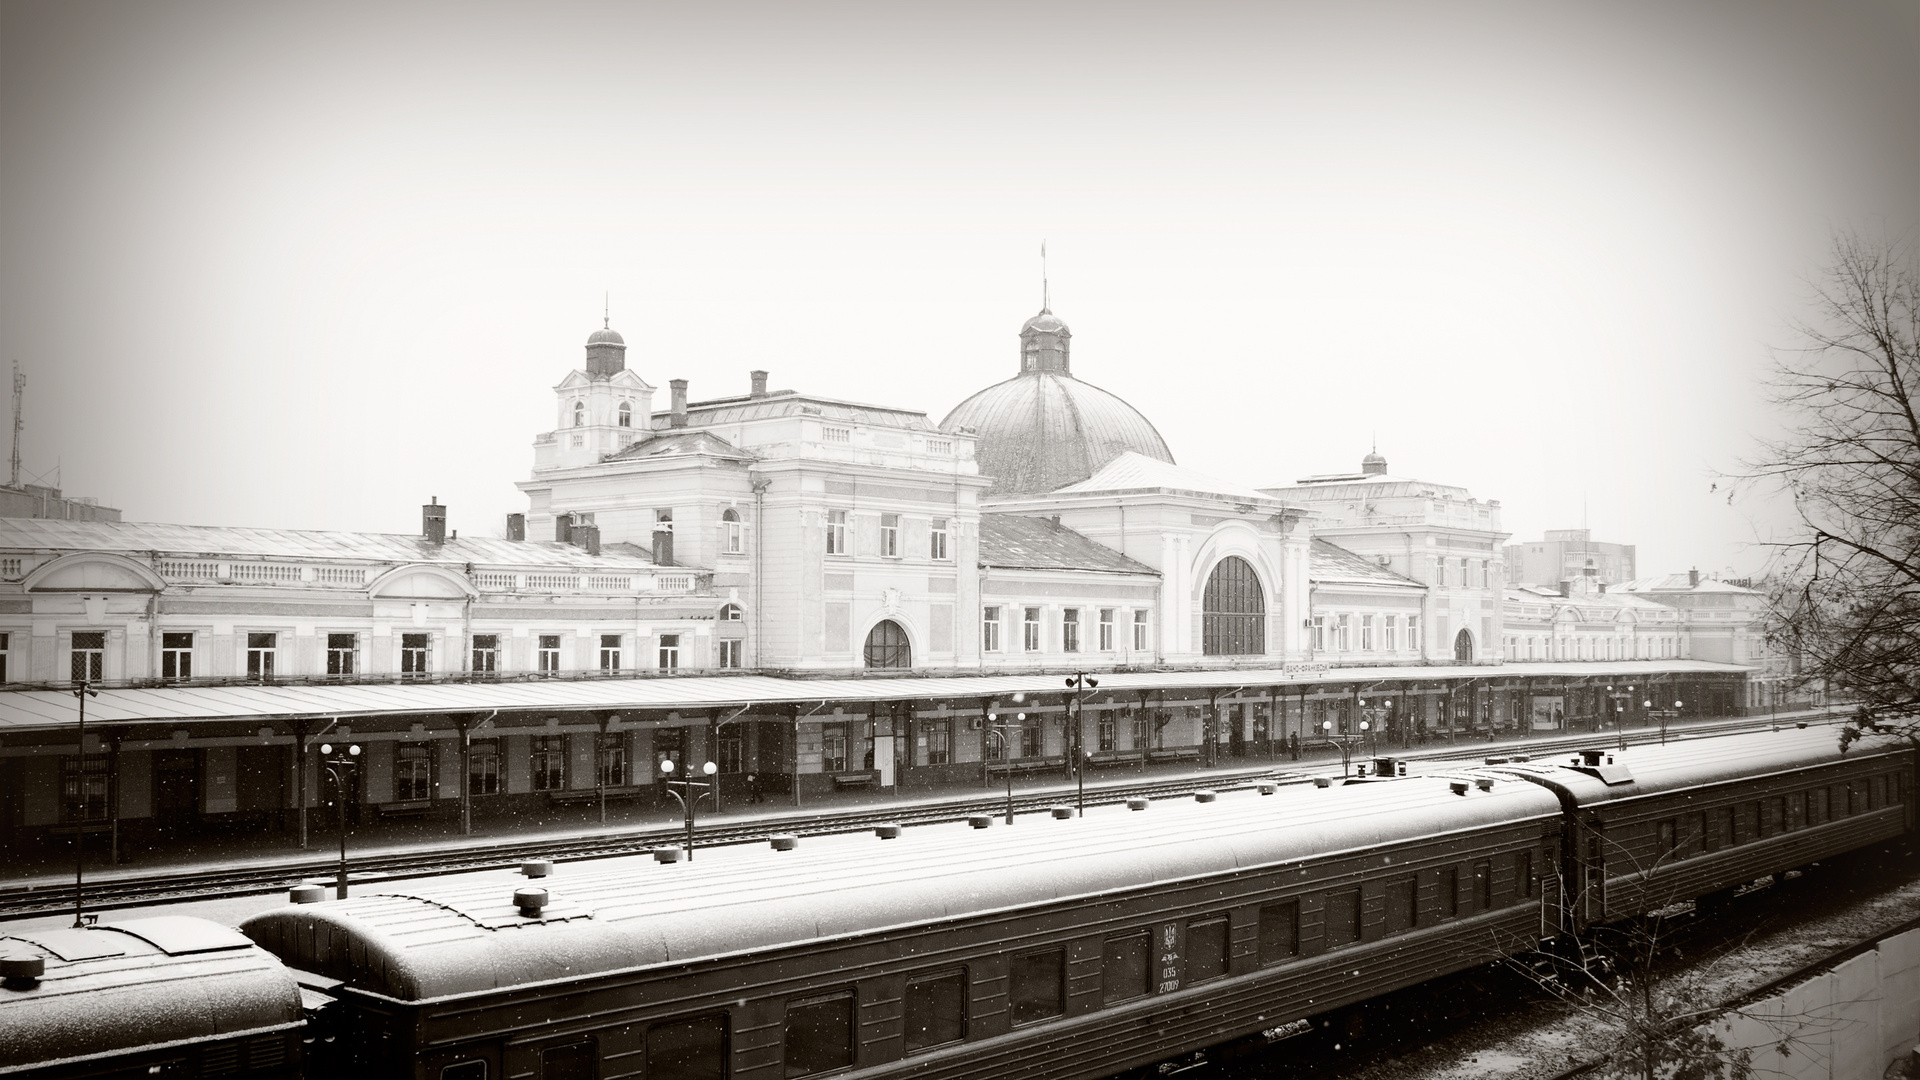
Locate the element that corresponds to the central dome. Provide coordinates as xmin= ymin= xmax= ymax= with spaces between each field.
xmin=941 ymin=307 xmax=1174 ymax=495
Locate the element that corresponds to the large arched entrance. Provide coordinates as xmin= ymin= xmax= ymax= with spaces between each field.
xmin=863 ymin=620 xmax=912 ymax=669
xmin=1453 ymin=628 xmax=1474 ymax=663
xmin=1202 ymin=556 xmax=1265 ymax=655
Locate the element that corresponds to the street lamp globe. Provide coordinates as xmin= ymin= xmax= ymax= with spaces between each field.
xmin=660 ymin=759 xmax=676 ymax=774
xmin=702 ymin=761 xmax=718 ymax=776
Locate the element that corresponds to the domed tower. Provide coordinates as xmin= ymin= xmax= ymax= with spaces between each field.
xmin=585 ymin=321 xmax=627 ymax=379
xmin=941 ymin=304 xmax=1174 ymax=495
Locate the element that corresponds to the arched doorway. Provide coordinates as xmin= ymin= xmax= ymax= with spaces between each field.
xmin=864 ymin=620 xmax=912 ymax=669
xmin=1202 ymin=555 xmax=1265 ymax=655
xmin=1453 ymin=628 xmax=1474 ymax=663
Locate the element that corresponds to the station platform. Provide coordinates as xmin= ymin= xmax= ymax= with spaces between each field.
xmin=1 ymin=707 xmax=1841 ymax=892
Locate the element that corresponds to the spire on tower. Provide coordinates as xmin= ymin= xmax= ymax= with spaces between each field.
xmin=604 ymin=292 xmax=610 ymax=329
xmin=1041 ymin=240 xmax=1050 ymax=313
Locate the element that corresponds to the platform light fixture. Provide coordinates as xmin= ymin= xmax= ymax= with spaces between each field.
xmin=318 ymin=742 xmax=362 ymax=899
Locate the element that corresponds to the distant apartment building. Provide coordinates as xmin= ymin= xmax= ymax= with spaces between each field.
xmin=1505 ymin=528 xmax=1635 ymax=588
xmin=0 ymin=483 xmax=120 ymax=522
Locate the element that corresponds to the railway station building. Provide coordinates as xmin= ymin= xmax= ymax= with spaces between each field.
xmin=0 ymin=304 xmax=1766 ymax=856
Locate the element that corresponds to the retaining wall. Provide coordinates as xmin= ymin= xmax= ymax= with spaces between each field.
xmin=1713 ymin=926 xmax=1920 ymax=1079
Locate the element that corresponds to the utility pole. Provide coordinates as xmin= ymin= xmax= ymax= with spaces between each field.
xmin=10 ymin=362 xmax=23 ymax=489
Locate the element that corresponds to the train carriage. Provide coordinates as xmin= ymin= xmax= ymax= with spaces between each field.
xmin=241 ymin=774 xmax=1567 ymax=1080
xmin=0 ymin=915 xmax=305 ymax=1080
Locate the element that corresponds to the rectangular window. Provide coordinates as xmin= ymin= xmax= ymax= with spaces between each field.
xmin=1762 ymin=797 xmax=1784 ymax=838
xmin=784 ymin=990 xmax=854 ymax=1077
xmin=70 ymin=630 xmax=106 ymax=682
xmin=822 ymin=724 xmax=848 ymax=773
xmin=61 ymin=754 xmax=108 ymax=822
xmin=395 ymin=744 xmax=431 ymax=802
xmin=1810 ymin=787 xmax=1829 ymax=826
xmin=717 ymin=732 xmax=744 ymax=774
xmin=543 ymin=1040 xmax=596 ymax=1080
xmin=1407 ymin=615 xmax=1420 ymax=650
xmin=1131 ymin=711 xmax=1149 ymax=750
xmin=646 ymin=1014 xmax=728 ymax=1080
xmin=162 ymin=631 xmax=194 ymax=679
xmin=1132 ymin=610 xmax=1149 ymax=651
xmin=982 ymin=606 xmax=1002 ymax=652
xmin=718 ymin=639 xmax=743 ymax=669
xmin=1657 ymin=819 xmax=1678 ymax=859
xmin=826 ymin=510 xmax=847 ymax=555
xmin=530 ymin=734 xmax=565 ymax=791
xmin=904 ymin=970 xmax=966 ymax=1054
xmin=1023 ymin=607 xmax=1042 ymax=652
xmin=599 ymin=634 xmax=621 ymax=671
xmin=1325 ymin=888 xmax=1362 ymax=948
xmin=538 ymin=635 xmax=562 ymax=675
xmin=1009 ymin=949 xmax=1064 ymax=1026
xmin=658 ymin=634 xmax=680 ymax=671
xmin=598 ymin=732 xmax=628 ymax=787
xmin=0 ymin=632 xmax=7 ymax=683
xmin=723 ymin=513 xmax=744 ymax=555
xmin=1473 ymin=860 xmax=1493 ymax=910
xmin=1441 ymin=866 xmax=1459 ymax=916
xmin=880 ymin=513 xmax=900 ymax=557
xmin=471 ymin=634 xmax=498 ymax=674
xmin=1103 ymin=932 xmax=1151 ymax=1004
xmin=1519 ymin=851 xmax=1537 ymax=898
xmin=1098 ymin=609 xmax=1115 ymax=651
xmin=1258 ymin=900 xmax=1299 ymax=963
xmin=922 ymin=718 xmax=951 ymax=766
xmin=1385 ymin=875 xmax=1418 ymax=933
xmin=468 ymin=739 xmax=500 ymax=796
xmin=324 ymin=632 xmax=355 ymax=676
xmin=400 ymin=633 xmax=430 ymax=677
xmin=1097 ymin=713 xmax=1116 ymax=753
xmin=1311 ymin=615 xmax=1326 ymax=651
xmin=245 ymin=632 xmax=276 ymax=680
xmin=1361 ymin=615 xmax=1375 ymax=652
xmin=1062 ymin=608 xmax=1080 ymax=652
xmin=930 ymin=518 xmax=949 ymax=561
xmin=1384 ymin=615 xmax=1398 ymax=652
xmin=1336 ymin=615 xmax=1351 ymax=651
xmin=1186 ymin=917 xmax=1230 ymax=983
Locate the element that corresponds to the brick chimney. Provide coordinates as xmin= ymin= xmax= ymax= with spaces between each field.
xmin=422 ymin=498 xmax=447 ymax=545
xmin=750 ymin=370 xmax=768 ymax=399
xmin=505 ymin=513 xmax=525 ymax=541
xmin=670 ymin=379 xmax=688 ymax=428
xmin=1688 ymin=568 xmax=1700 ymax=587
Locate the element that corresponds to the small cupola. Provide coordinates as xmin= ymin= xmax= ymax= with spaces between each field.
xmin=1019 ymin=308 xmax=1071 ymax=375
xmin=1361 ymin=448 xmax=1388 ymax=476
xmin=585 ymin=317 xmax=626 ymax=380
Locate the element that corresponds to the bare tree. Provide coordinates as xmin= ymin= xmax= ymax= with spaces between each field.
xmin=1744 ymin=233 xmax=1920 ymax=740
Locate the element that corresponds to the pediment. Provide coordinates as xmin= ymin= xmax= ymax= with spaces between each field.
xmin=367 ymin=564 xmax=479 ymax=599
xmin=23 ymin=552 xmax=166 ymax=592
xmin=608 ymin=370 xmax=653 ymax=392
xmin=554 ymin=370 xmax=594 ymax=391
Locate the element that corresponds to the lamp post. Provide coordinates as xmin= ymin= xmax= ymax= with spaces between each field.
xmin=985 ymin=712 xmax=1022 ymax=824
xmin=1065 ymin=674 xmax=1098 ymax=817
xmin=70 ymin=680 xmax=99 ymax=928
xmin=318 ymin=741 xmax=361 ymax=899
xmin=1322 ymin=717 xmax=1369 ymax=778
xmin=1606 ymin=684 xmax=1635 ymax=751
xmin=1663 ymin=699 xmax=1681 ymax=744
xmin=1358 ymin=698 xmax=1389 ymax=759
xmin=660 ymin=758 xmax=717 ymax=860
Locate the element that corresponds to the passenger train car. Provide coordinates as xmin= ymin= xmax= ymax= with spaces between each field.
xmin=0 ymin=915 xmax=305 ymax=1079
xmin=2 ymin=727 xmax=1908 ymax=1080
xmin=235 ymin=727 xmax=1912 ymax=1080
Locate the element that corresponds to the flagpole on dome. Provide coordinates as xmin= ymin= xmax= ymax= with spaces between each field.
xmin=1041 ymin=240 xmax=1049 ymax=313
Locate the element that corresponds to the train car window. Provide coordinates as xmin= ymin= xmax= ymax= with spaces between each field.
xmin=1762 ymin=798 xmax=1784 ymax=838
xmin=1440 ymin=867 xmax=1459 ymax=918
xmin=1517 ymin=852 xmax=1536 ymax=899
xmin=1473 ymin=862 xmax=1492 ymax=912
xmin=1103 ymin=932 xmax=1152 ymax=1003
xmin=1811 ymin=789 xmax=1828 ymax=826
xmin=1010 ymin=950 xmax=1065 ymax=1026
xmin=1710 ymin=809 xmax=1731 ymax=852
xmin=1325 ymin=889 xmax=1361 ymax=948
xmin=441 ymin=1063 xmax=487 ymax=1080
xmin=1656 ymin=820 xmax=1677 ymax=862
xmin=1849 ymin=782 xmax=1866 ymax=816
xmin=1186 ymin=918 xmax=1229 ymax=983
xmin=540 ymin=1041 xmax=596 ymax=1080
xmin=1384 ymin=876 xmax=1418 ymax=933
xmin=785 ymin=991 xmax=855 ymax=1076
xmin=1832 ymin=784 xmax=1850 ymax=818
xmin=1685 ymin=812 xmax=1706 ymax=856
xmin=647 ymin=1013 xmax=728 ymax=1080
xmin=1258 ymin=901 xmax=1299 ymax=963
xmin=905 ymin=970 xmax=967 ymax=1053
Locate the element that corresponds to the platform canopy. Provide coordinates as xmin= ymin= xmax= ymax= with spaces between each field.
xmin=0 ymin=660 xmax=1753 ymax=733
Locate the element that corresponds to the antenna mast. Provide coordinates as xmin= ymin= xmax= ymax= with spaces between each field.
xmin=9 ymin=362 xmax=21 ymax=489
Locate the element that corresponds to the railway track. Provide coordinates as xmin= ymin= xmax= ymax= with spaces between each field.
xmin=0 ymin=713 xmax=1830 ymax=920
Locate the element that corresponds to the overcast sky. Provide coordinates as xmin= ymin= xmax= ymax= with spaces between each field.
xmin=3 ymin=1 xmax=1915 ymax=578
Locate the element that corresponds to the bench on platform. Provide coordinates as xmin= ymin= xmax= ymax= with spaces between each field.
xmin=986 ymin=758 xmax=1064 ymax=778
xmin=1146 ymin=748 xmax=1202 ymax=764
xmin=1087 ymin=751 xmax=1146 ymax=768
xmin=546 ymin=786 xmax=646 ymax=806
xmin=830 ymin=772 xmax=881 ymax=790
xmin=48 ymin=822 xmax=112 ymax=837
xmin=375 ymin=800 xmax=434 ymax=821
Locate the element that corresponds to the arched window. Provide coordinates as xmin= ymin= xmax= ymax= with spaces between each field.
xmin=617 ymin=401 xmax=632 ymax=428
xmin=1454 ymin=628 xmax=1474 ymax=663
xmin=864 ymin=620 xmax=911 ymax=669
xmin=571 ymin=400 xmax=585 ymax=428
xmin=719 ymin=603 xmax=743 ymax=621
xmin=1201 ymin=555 xmax=1264 ymax=655
xmin=721 ymin=508 xmax=743 ymax=554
